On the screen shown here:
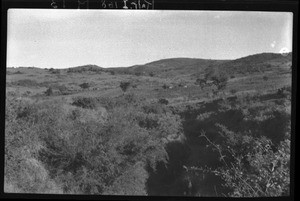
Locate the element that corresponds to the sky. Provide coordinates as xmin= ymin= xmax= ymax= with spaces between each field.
xmin=7 ymin=9 xmax=293 ymax=69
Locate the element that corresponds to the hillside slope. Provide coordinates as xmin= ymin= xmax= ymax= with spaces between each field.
xmin=212 ymin=52 xmax=292 ymax=77
xmin=105 ymin=52 xmax=291 ymax=80
xmin=108 ymin=58 xmax=229 ymax=78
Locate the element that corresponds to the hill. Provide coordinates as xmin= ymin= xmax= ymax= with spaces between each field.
xmin=5 ymin=52 xmax=292 ymax=102
xmin=212 ymin=52 xmax=292 ymax=77
xmin=106 ymin=52 xmax=291 ymax=80
xmin=107 ymin=58 xmax=229 ymax=78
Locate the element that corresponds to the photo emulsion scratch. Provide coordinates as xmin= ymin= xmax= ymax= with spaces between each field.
xmin=5 ymin=9 xmax=293 ymax=197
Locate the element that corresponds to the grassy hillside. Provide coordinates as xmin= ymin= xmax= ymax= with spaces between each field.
xmin=213 ymin=52 xmax=292 ymax=77
xmin=108 ymin=58 xmax=228 ymax=78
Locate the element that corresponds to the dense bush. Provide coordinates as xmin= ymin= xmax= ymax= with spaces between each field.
xmin=5 ymin=93 xmax=184 ymax=194
xmin=199 ymin=124 xmax=290 ymax=197
xmin=5 ymin=83 xmax=291 ymax=196
xmin=5 ymin=97 xmax=62 ymax=193
xmin=176 ymin=90 xmax=291 ymax=197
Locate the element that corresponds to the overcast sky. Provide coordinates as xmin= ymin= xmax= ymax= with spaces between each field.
xmin=7 ymin=9 xmax=293 ymax=68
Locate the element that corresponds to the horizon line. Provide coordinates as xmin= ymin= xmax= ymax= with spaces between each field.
xmin=7 ymin=51 xmax=292 ymax=69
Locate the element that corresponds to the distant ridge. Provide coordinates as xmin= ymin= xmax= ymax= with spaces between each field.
xmin=205 ymin=52 xmax=292 ymax=77
xmin=7 ymin=52 xmax=292 ymax=72
xmin=233 ymin=52 xmax=292 ymax=63
xmin=105 ymin=52 xmax=292 ymax=78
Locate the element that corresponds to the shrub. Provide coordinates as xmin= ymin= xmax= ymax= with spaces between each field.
xmin=230 ymin=89 xmax=237 ymax=94
xmin=40 ymin=103 xmax=171 ymax=193
xmin=72 ymin=96 xmax=98 ymax=109
xmin=5 ymin=97 xmax=62 ymax=193
xmin=103 ymin=162 xmax=148 ymax=195
xmin=45 ymin=87 xmax=53 ymax=96
xmin=265 ymin=63 xmax=272 ymax=68
xmin=49 ymin=69 xmax=60 ymax=74
xmin=211 ymin=74 xmax=228 ymax=90
xmin=13 ymin=71 xmax=23 ymax=74
xmin=57 ymin=85 xmax=69 ymax=95
xmin=162 ymin=84 xmax=169 ymax=89
xmin=135 ymin=72 xmax=142 ymax=76
xmin=79 ymin=82 xmax=90 ymax=89
xmin=97 ymin=97 xmax=116 ymax=110
xmin=263 ymin=76 xmax=268 ymax=81
xmin=158 ymin=98 xmax=169 ymax=105
xmin=120 ymin=81 xmax=131 ymax=93
xmin=195 ymin=78 xmax=206 ymax=88
xmin=5 ymin=91 xmax=186 ymax=195
xmin=198 ymin=124 xmax=290 ymax=197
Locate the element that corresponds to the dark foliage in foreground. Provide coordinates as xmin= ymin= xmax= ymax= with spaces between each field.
xmin=5 ymin=93 xmax=183 ymax=194
xmin=169 ymin=89 xmax=291 ymax=197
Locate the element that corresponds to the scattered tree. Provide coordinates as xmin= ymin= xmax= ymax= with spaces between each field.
xmin=57 ymin=85 xmax=69 ymax=95
xmin=162 ymin=84 xmax=169 ymax=89
xmin=211 ymin=74 xmax=228 ymax=90
xmin=45 ymin=87 xmax=53 ymax=96
xmin=230 ymin=89 xmax=237 ymax=95
xmin=195 ymin=78 xmax=206 ymax=88
xmin=79 ymin=83 xmax=90 ymax=89
xmin=135 ymin=72 xmax=142 ymax=76
xmin=158 ymin=98 xmax=169 ymax=105
xmin=120 ymin=81 xmax=131 ymax=93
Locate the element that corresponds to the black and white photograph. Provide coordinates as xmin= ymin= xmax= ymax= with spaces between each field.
xmin=4 ymin=6 xmax=294 ymax=197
